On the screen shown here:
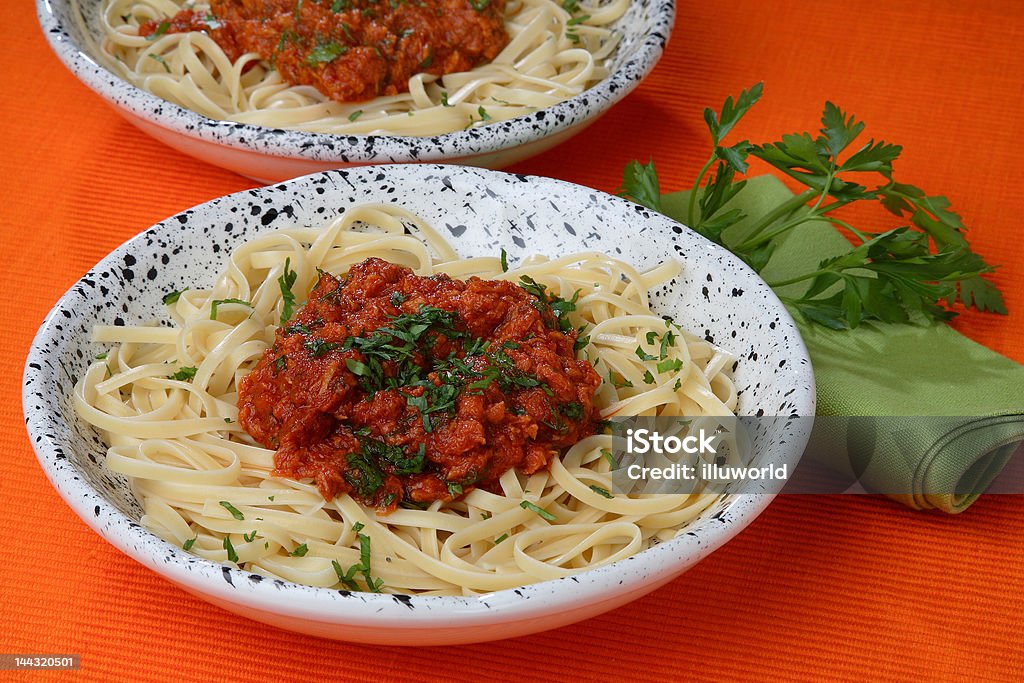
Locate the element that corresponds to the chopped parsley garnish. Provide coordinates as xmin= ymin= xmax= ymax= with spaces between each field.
xmin=518 ymin=276 xmax=578 ymax=332
xmin=344 ymin=450 xmax=385 ymax=498
xmin=332 ymin=528 xmax=384 ymax=592
xmin=285 ymin=321 xmax=320 ymax=336
xmin=560 ymin=402 xmax=585 ymax=420
xmin=601 ymin=448 xmax=616 ymax=467
xmin=148 ymin=54 xmax=171 ymax=72
xmin=447 ymin=482 xmax=463 ymax=497
xmin=169 ymin=366 xmax=197 ymax=381
xmin=243 ymin=530 xmax=258 ymax=543
xmin=494 ymin=533 xmax=509 ymax=544
xmin=520 ymin=500 xmax=556 ymax=521
xmin=290 ymin=543 xmax=309 ymax=557
xmin=477 ymin=106 xmax=492 ymax=121
xmin=278 ymin=257 xmax=297 ymax=324
xmin=635 ymin=346 xmax=657 ymax=361
xmin=94 ymin=352 xmax=108 ymax=360
xmin=182 ymin=537 xmax=196 ymax=551
xmin=331 ymin=0 xmax=350 ymax=10
xmin=659 ymin=329 xmax=677 ymax=359
xmin=470 ymin=0 xmax=492 ymax=9
xmin=210 ymin=298 xmax=251 ymax=320
xmin=440 ymin=91 xmax=453 ymax=107
xmin=305 ymin=339 xmax=344 ymax=357
xmin=348 ymin=110 xmax=363 ymax=122
xmin=574 ymin=327 xmax=591 ymax=352
xmin=418 ymin=47 xmax=433 ymax=69
xmin=500 ymin=248 xmax=509 ymax=272
xmin=361 ymin=437 xmax=425 ymax=476
xmin=162 ymin=287 xmax=187 ymax=305
xmin=277 ymin=29 xmax=299 ymax=53
xmin=346 ymin=358 xmax=370 ymax=376
xmin=223 ymin=536 xmax=239 ymax=563
xmin=146 ymin=21 xmax=170 ymax=41
xmin=608 ymin=370 xmax=633 ymax=388
xmin=589 ymin=484 xmax=613 ymax=499
xmin=656 ymin=358 xmax=684 ymax=374
xmin=219 ymin=501 xmax=244 ymax=520
xmin=307 ymin=41 xmax=347 ymax=66
xmin=642 ymin=370 xmax=656 ymax=384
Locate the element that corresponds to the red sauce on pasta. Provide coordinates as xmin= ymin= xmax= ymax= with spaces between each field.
xmin=237 ymin=258 xmax=600 ymax=511
xmin=138 ymin=0 xmax=508 ymax=103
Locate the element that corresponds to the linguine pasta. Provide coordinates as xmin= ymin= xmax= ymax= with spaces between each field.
xmin=88 ymin=0 xmax=628 ymax=135
xmin=74 ymin=204 xmax=738 ymax=595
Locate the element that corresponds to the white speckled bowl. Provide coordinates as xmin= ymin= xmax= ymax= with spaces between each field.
xmin=37 ymin=0 xmax=675 ymax=182
xmin=24 ymin=165 xmax=814 ymax=645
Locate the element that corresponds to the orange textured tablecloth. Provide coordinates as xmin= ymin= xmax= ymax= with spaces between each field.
xmin=3 ymin=1 xmax=1023 ymax=680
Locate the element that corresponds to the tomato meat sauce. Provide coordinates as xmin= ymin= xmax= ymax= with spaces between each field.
xmin=139 ymin=0 xmax=509 ymax=102
xmin=238 ymin=258 xmax=601 ymax=511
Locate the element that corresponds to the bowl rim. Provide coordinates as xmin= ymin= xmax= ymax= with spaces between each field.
xmin=22 ymin=164 xmax=815 ymax=629
xmin=35 ymin=0 xmax=677 ymax=163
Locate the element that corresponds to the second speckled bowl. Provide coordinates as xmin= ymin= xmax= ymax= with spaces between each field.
xmin=37 ymin=0 xmax=675 ymax=181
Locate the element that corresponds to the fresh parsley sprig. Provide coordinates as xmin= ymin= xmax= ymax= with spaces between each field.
xmin=619 ymin=84 xmax=1005 ymax=329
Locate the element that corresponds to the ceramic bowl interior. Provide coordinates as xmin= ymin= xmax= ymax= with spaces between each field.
xmin=24 ymin=165 xmax=814 ymax=645
xmin=37 ymin=0 xmax=676 ymax=180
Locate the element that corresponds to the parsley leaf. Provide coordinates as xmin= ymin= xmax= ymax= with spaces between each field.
xmin=307 ymin=42 xmax=347 ymax=66
xmin=520 ymin=500 xmax=556 ymax=521
xmin=163 ymin=287 xmax=188 ymax=305
xmin=617 ymin=160 xmax=662 ymax=212
xmin=278 ymin=257 xmax=298 ymax=324
xmin=146 ymin=21 xmax=169 ymax=41
xmin=148 ymin=54 xmax=171 ymax=72
xmin=169 ymin=366 xmax=197 ymax=381
xmin=223 ymin=536 xmax=239 ymax=563
xmin=210 ymin=298 xmax=251 ymax=320
xmin=219 ymin=501 xmax=244 ymax=520
xmin=332 ymin=528 xmax=384 ymax=592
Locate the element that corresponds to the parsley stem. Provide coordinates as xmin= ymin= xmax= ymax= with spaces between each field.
xmin=826 ymin=215 xmax=870 ymax=243
xmin=734 ymin=188 xmax=819 ymax=250
xmin=687 ymin=155 xmax=717 ymax=227
xmin=807 ymin=167 xmax=835 ymax=215
xmin=765 ymin=268 xmax=830 ymax=288
xmin=814 ymin=199 xmax=856 ymax=216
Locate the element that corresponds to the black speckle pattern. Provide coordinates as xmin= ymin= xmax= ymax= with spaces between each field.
xmin=22 ymin=164 xmax=815 ymax=643
xmin=36 ymin=0 xmax=677 ymax=181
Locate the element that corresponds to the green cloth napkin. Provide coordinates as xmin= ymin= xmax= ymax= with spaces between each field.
xmin=662 ymin=176 xmax=1024 ymax=512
